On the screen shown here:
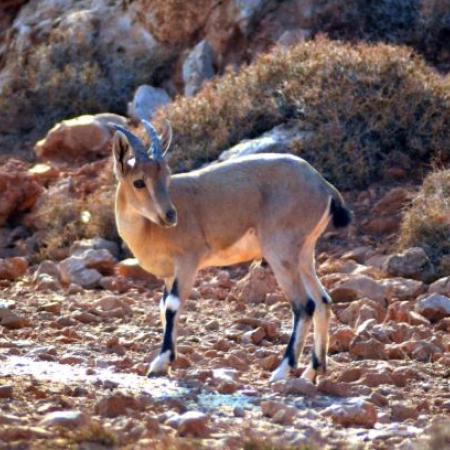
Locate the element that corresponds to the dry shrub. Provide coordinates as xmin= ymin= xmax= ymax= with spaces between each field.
xmin=311 ymin=0 xmax=450 ymax=69
xmin=399 ymin=169 xmax=450 ymax=276
xmin=31 ymin=164 xmax=118 ymax=261
xmin=156 ymin=38 xmax=450 ymax=188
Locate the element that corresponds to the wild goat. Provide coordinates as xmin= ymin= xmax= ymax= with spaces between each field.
xmin=111 ymin=120 xmax=351 ymax=383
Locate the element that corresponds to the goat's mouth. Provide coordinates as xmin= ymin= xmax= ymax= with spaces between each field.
xmin=157 ymin=210 xmax=178 ymax=228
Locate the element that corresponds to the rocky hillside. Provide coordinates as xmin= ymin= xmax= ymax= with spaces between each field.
xmin=0 ymin=1 xmax=449 ymax=449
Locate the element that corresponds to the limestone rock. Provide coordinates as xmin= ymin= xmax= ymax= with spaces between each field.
xmin=128 ymin=85 xmax=171 ymax=121
xmin=183 ymin=40 xmax=215 ymax=97
xmin=322 ymin=400 xmax=377 ymax=428
xmin=416 ymin=294 xmax=450 ymax=322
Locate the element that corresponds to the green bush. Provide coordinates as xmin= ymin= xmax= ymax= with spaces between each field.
xmin=399 ymin=169 xmax=450 ymax=277
xmin=155 ymin=38 xmax=450 ymax=188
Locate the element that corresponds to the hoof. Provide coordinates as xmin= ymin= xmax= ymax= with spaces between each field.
xmin=269 ymin=359 xmax=290 ymax=383
xmin=147 ymin=351 xmax=171 ymax=377
xmin=301 ymin=366 xmax=317 ymax=384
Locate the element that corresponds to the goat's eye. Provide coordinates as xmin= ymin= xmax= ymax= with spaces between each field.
xmin=133 ymin=179 xmax=146 ymax=189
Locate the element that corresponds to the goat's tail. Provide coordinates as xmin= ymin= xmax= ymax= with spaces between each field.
xmin=329 ymin=195 xmax=352 ymax=229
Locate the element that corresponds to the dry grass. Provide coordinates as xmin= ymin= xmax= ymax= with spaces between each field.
xmin=399 ymin=169 xmax=450 ymax=276
xmin=155 ymin=38 xmax=450 ymax=188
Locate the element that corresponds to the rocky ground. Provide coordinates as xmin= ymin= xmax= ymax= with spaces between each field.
xmin=0 ymin=183 xmax=449 ymax=450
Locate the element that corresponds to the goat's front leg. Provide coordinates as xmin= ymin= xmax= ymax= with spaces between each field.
xmin=148 ymin=259 xmax=198 ymax=377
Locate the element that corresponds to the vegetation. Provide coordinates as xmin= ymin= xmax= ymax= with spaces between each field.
xmin=156 ymin=38 xmax=450 ymax=188
xmin=312 ymin=0 xmax=450 ymax=69
xmin=399 ymin=169 xmax=450 ymax=276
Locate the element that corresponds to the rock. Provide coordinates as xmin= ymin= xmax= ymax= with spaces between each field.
xmin=183 ymin=40 xmax=215 ymax=97
xmin=72 ymin=311 xmax=100 ymax=324
xmin=0 ymin=257 xmax=28 ymax=280
xmin=224 ymin=354 xmax=249 ymax=372
xmin=39 ymin=410 xmax=91 ymax=428
xmin=242 ymin=326 xmax=266 ymax=345
xmin=166 ymin=411 xmax=209 ymax=438
xmin=390 ymin=402 xmax=419 ymax=421
xmin=329 ymin=325 xmax=356 ymax=353
xmin=0 ymin=159 xmax=43 ymax=226
xmin=381 ymin=277 xmax=426 ymax=300
xmin=318 ymin=380 xmax=355 ymax=397
xmin=234 ymin=0 xmax=272 ymax=35
xmin=429 ymin=277 xmax=450 ymax=296
xmin=219 ymin=124 xmax=313 ymax=161
xmin=128 ymin=85 xmax=171 ymax=121
xmin=28 ymin=163 xmax=59 ymax=186
xmin=259 ymin=354 xmax=280 ymax=371
xmin=331 ymin=275 xmax=386 ymax=303
xmin=322 ymin=400 xmax=377 ymax=428
xmin=35 ymin=274 xmax=62 ymax=291
xmin=341 ymin=246 xmax=374 ymax=264
xmin=277 ymin=29 xmax=311 ymax=47
xmin=283 ymin=378 xmax=317 ymax=396
xmin=0 ymin=307 xmax=28 ymax=329
xmin=261 ymin=401 xmax=296 ymax=425
xmin=78 ymin=249 xmax=116 ymax=274
xmin=34 ymin=260 xmax=61 ymax=281
xmin=70 ymin=238 xmax=120 ymax=259
xmin=365 ymin=216 xmax=399 ymax=235
xmin=34 ymin=114 xmax=126 ymax=163
xmin=95 ymin=392 xmax=142 ymax=418
xmin=349 ymin=337 xmax=386 ymax=360
xmin=416 ymin=294 xmax=450 ymax=322
xmin=384 ymin=247 xmax=436 ymax=283
xmin=0 ymin=385 xmax=13 ymax=398
xmin=231 ymin=265 xmax=278 ymax=304
xmin=336 ymin=299 xmax=385 ymax=327
xmin=373 ymin=188 xmax=412 ymax=215
xmin=59 ymin=256 xmax=102 ymax=289
xmin=386 ymin=301 xmax=430 ymax=326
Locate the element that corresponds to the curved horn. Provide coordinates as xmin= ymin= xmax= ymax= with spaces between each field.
xmin=163 ymin=120 xmax=173 ymax=156
xmin=110 ymin=124 xmax=147 ymax=160
xmin=142 ymin=120 xmax=163 ymax=159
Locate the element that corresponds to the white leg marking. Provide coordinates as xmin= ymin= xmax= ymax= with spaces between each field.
xmin=270 ymin=358 xmax=290 ymax=383
xmin=159 ymin=297 xmax=166 ymax=327
xmin=148 ymin=350 xmax=171 ymax=375
xmin=165 ymin=293 xmax=180 ymax=312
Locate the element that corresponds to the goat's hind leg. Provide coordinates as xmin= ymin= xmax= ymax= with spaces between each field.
xmin=265 ymin=250 xmax=315 ymax=383
xmin=300 ymin=259 xmax=332 ymax=384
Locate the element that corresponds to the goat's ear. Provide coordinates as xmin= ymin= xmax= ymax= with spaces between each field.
xmin=112 ymin=131 xmax=134 ymax=178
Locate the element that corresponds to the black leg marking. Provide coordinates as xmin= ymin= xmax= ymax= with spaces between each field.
xmin=322 ymin=295 xmax=331 ymax=305
xmin=284 ymin=304 xmax=307 ymax=368
xmin=305 ymin=298 xmax=316 ymax=317
xmin=161 ymin=309 xmax=176 ymax=361
xmin=162 ymin=286 xmax=168 ymax=303
xmin=171 ymin=279 xmax=179 ymax=297
xmin=311 ymin=350 xmax=321 ymax=371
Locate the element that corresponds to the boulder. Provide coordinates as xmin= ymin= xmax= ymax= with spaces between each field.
xmin=70 ymin=238 xmax=120 ymax=259
xmin=0 ymin=159 xmax=43 ymax=226
xmin=219 ymin=124 xmax=313 ymax=161
xmin=380 ymin=277 xmax=426 ymax=300
xmin=166 ymin=411 xmax=210 ymax=438
xmin=416 ymin=294 xmax=450 ymax=322
xmin=231 ymin=265 xmax=278 ymax=304
xmin=330 ymin=275 xmax=386 ymax=303
xmin=384 ymin=247 xmax=436 ymax=283
xmin=322 ymin=399 xmax=377 ymax=428
xmin=39 ymin=410 xmax=91 ymax=428
xmin=429 ymin=277 xmax=450 ymax=297
xmin=128 ymin=85 xmax=171 ymax=121
xmin=183 ymin=40 xmax=215 ymax=97
xmin=95 ymin=392 xmax=142 ymax=418
xmin=59 ymin=257 xmax=102 ymax=289
xmin=0 ymin=257 xmax=28 ymax=280
xmin=34 ymin=114 xmax=127 ymax=163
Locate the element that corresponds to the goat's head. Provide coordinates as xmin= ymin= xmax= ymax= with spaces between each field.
xmin=111 ymin=120 xmax=177 ymax=228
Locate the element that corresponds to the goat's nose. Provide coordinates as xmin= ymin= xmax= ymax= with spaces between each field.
xmin=165 ymin=208 xmax=177 ymax=224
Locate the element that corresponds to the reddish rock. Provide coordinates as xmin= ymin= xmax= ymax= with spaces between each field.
xmin=349 ymin=338 xmax=386 ymax=360
xmin=0 ymin=257 xmax=28 ymax=280
xmin=232 ymin=265 xmax=278 ymax=303
xmin=261 ymin=401 xmax=296 ymax=425
xmin=166 ymin=411 xmax=210 ymax=438
xmin=35 ymin=114 xmax=126 ymax=163
xmin=322 ymin=400 xmax=377 ymax=428
xmin=0 ymin=385 xmax=13 ymax=398
xmin=381 ymin=278 xmax=426 ymax=300
xmin=391 ymin=367 xmax=423 ymax=387
xmin=329 ymin=325 xmax=356 ymax=353
xmin=331 ymin=275 xmax=386 ymax=303
xmin=259 ymin=354 xmax=280 ymax=371
xmin=390 ymin=402 xmax=419 ymax=421
xmin=372 ymin=188 xmax=412 ymax=216
xmin=318 ymin=380 xmax=354 ymax=397
xmin=0 ymin=308 xmax=28 ymax=329
xmin=359 ymin=371 xmax=394 ymax=387
xmin=225 ymin=354 xmax=249 ymax=372
xmin=0 ymin=159 xmax=43 ymax=226
xmin=95 ymin=392 xmax=142 ymax=418
xmin=28 ymin=163 xmax=59 ymax=186
xmin=283 ymin=378 xmax=317 ymax=396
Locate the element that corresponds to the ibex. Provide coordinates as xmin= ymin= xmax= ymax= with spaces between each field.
xmin=111 ymin=120 xmax=351 ymax=383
